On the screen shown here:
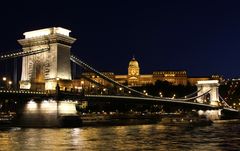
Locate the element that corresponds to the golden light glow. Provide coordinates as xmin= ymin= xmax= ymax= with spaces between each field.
xmin=164 ymin=74 xmax=175 ymax=77
xmin=45 ymin=81 xmax=56 ymax=90
xmin=53 ymin=27 xmax=71 ymax=36
xmin=24 ymin=28 xmax=51 ymax=38
xmin=8 ymin=81 xmax=12 ymax=85
xmin=197 ymin=80 xmax=219 ymax=84
xmin=74 ymin=86 xmax=82 ymax=90
xmin=40 ymin=101 xmax=57 ymax=113
xmin=24 ymin=27 xmax=71 ymax=38
xmin=203 ymin=110 xmax=221 ymax=120
xmin=2 ymin=77 xmax=6 ymax=81
xmin=59 ymin=102 xmax=77 ymax=114
xmin=19 ymin=81 xmax=31 ymax=89
xmin=27 ymin=100 xmax=37 ymax=110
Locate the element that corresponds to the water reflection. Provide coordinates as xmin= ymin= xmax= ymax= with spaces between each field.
xmin=0 ymin=123 xmax=239 ymax=150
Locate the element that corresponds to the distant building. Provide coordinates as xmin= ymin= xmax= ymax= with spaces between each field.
xmin=77 ymin=56 xmax=214 ymax=89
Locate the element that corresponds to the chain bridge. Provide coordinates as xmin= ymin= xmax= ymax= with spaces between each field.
xmin=0 ymin=27 xmax=239 ymax=127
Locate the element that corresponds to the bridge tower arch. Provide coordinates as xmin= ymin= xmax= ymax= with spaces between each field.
xmin=196 ymin=80 xmax=220 ymax=106
xmin=18 ymin=27 xmax=76 ymax=90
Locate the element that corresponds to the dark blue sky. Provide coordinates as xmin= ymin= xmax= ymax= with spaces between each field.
xmin=0 ymin=0 xmax=240 ymax=78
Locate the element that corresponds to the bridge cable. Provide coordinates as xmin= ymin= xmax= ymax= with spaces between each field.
xmin=151 ymin=89 xmax=211 ymax=102
xmin=80 ymin=74 xmax=105 ymax=88
xmin=179 ymin=88 xmax=202 ymax=99
xmin=86 ymin=90 xmax=215 ymax=108
xmin=219 ymin=95 xmax=231 ymax=108
xmin=87 ymin=89 xmax=212 ymax=103
xmin=0 ymin=47 xmax=50 ymax=60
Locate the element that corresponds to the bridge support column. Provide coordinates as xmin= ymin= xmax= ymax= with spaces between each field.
xmin=18 ymin=27 xmax=76 ymax=91
xmin=196 ymin=80 xmax=220 ymax=106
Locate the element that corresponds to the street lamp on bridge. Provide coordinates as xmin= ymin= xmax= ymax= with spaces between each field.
xmin=102 ymin=88 xmax=107 ymax=94
xmin=143 ymin=90 xmax=148 ymax=95
xmin=159 ymin=92 xmax=163 ymax=97
xmin=118 ymin=87 xmax=123 ymax=94
xmin=80 ymin=80 xmax=84 ymax=91
xmin=172 ymin=94 xmax=176 ymax=99
xmin=2 ymin=77 xmax=7 ymax=89
xmin=8 ymin=81 xmax=12 ymax=89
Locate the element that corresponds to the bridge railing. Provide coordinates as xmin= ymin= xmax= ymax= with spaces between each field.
xmin=0 ymin=89 xmax=47 ymax=95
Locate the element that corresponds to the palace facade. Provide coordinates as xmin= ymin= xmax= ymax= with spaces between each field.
xmin=75 ymin=57 xmax=213 ymax=89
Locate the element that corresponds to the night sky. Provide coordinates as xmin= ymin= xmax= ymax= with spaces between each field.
xmin=0 ymin=0 xmax=240 ymax=78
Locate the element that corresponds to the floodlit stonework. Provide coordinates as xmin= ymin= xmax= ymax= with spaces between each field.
xmin=80 ymin=56 xmax=212 ymax=89
xmin=196 ymin=80 xmax=220 ymax=106
xmin=18 ymin=27 xmax=76 ymax=90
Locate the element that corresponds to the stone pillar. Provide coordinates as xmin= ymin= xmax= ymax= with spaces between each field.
xmin=196 ymin=80 xmax=220 ymax=106
xmin=18 ymin=27 xmax=76 ymax=90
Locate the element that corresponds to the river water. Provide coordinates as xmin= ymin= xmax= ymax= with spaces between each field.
xmin=0 ymin=122 xmax=239 ymax=151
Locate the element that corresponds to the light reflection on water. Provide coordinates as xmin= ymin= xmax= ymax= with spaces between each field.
xmin=0 ymin=123 xmax=240 ymax=151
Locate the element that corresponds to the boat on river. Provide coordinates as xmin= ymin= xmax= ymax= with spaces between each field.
xmin=79 ymin=113 xmax=161 ymax=126
xmin=160 ymin=117 xmax=213 ymax=126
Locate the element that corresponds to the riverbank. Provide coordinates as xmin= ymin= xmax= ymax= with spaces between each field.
xmin=79 ymin=113 xmax=161 ymax=127
xmin=0 ymin=112 xmax=232 ymax=128
xmin=77 ymin=112 xmax=214 ymax=127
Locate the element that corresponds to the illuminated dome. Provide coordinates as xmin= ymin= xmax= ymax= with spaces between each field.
xmin=129 ymin=57 xmax=139 ymax=68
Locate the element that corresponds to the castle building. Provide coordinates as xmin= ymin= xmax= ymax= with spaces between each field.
xmin=115 ymin=57 xmax=189 ymax=86
xmin=77 ymin=56 xmax=211 ymax=89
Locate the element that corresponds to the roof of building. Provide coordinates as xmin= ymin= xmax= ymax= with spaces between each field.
xmin=128 ymin=57 xmax=139 ymax=68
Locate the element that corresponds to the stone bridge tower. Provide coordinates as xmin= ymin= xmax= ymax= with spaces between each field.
xmin=196 ymin=80 xmax=220 ymax=106
xmin=18 ymin=27 xmax=76 ymax=90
